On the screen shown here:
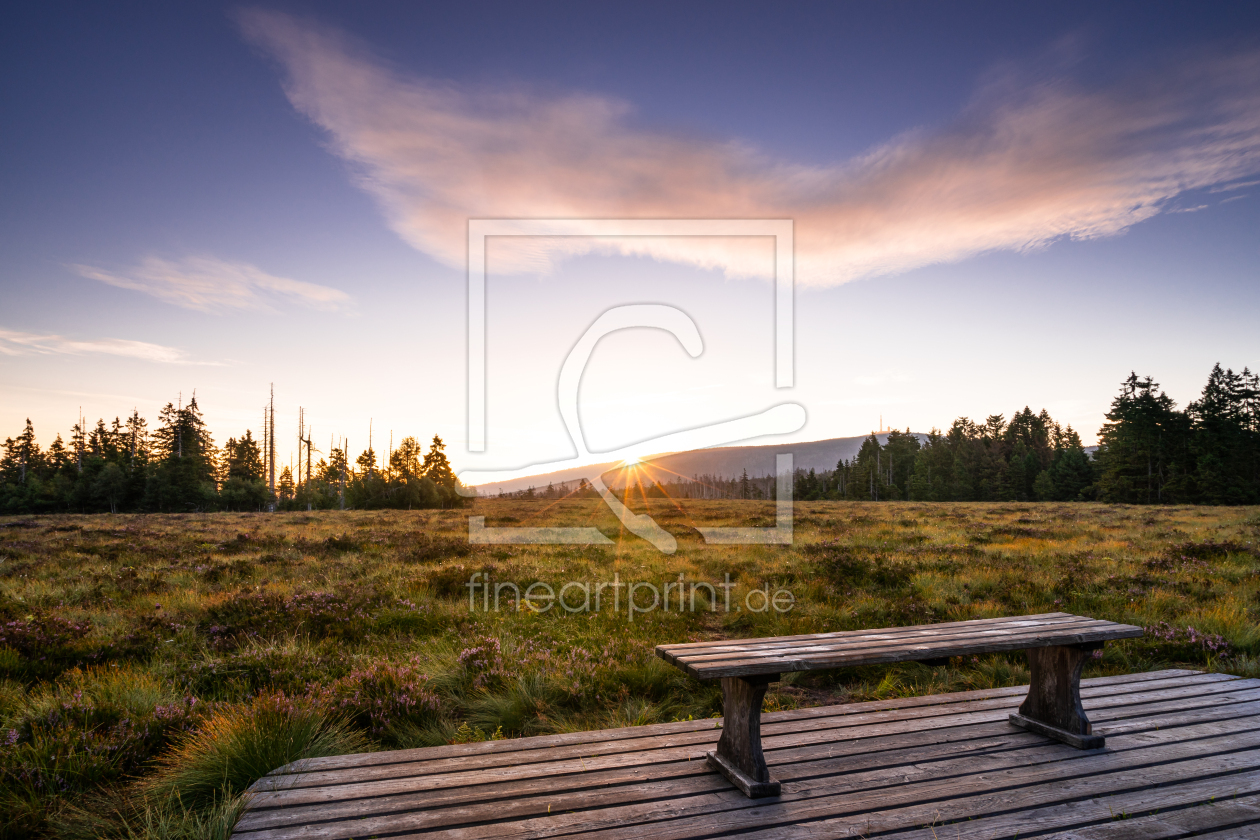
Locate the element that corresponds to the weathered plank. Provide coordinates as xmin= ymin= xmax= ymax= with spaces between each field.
xmin=263 ymin=668 xmax=1201 ymax=776
xmin=235 ymin=715 xmax=1260 ymax=840
xmin=246 ymin=674 xmax=1253 ymax=798
xmin=238 ymin=688 xmax=1260 ymax=834
xmin=660 ymin=617 xmax=1143 ymax=679
xmin=1045 ymin=793 xmax=1260 ymax=839
xmin=658 ymin=613 xmax=1106 ymax=661
xmin=656 ymin=612 xmax=1083 ymax=652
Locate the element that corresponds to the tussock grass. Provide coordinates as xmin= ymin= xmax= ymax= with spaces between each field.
xmin=140 ymin=691 xmax=369 ymax=808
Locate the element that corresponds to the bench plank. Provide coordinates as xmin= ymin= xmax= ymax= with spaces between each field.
xmin=658 ymin=614 xmax=1142 ymax=679
xmin=656 ymin=611 xmax=1082 ymax=651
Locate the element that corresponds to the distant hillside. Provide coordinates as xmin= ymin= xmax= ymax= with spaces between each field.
xmin=471 ymin=432 xmax=927 ymax=496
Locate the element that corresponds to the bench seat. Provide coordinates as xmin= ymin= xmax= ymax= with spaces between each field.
xmin=656 ymin=612 xmax=1143 ymax=798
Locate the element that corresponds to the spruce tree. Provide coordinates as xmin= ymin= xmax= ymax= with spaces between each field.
xmin=422 ymin=435 xmax=456 ymax=487
xmin=1188 ymin=364 xmax=1260 ymax=504
xmin=146 ymin=396 xmax=218 ymax=511
xmin=1096 ymin=373 xmax=1192 ymax=503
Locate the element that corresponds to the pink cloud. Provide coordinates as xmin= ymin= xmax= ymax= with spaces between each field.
xmin=0 ymin=327 xmax=206 ymax=365
xmin=73 ymin=256 xmax=350 ymax=314
xmin=240 ymin=9 xmax=1260 ymax=287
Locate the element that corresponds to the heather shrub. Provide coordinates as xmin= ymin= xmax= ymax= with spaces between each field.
xmin=316 ymin=660 xmax=441 ymax=740
xmin=1135 ymin=621 xmax=1232 ymax=665
xmin=0 ymin=614 xmax=95 ymax=680
xmin=174 ymin=639 xmax=350 ymax=700
xmin=455 ymin=636 xmax=507 ymax=690
xmin=53 ymin=795 xmax=247 ymax=840
xmin=0 ymin=667 xmax=199 ymax=837
xmin=201 ymin=590 xmax=386 ymax=649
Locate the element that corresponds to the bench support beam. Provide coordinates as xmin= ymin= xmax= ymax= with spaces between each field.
xmin=707 ymin=674 xmax=781 ymax=798
xmin=1009 ymin=643 xmax=1104 ymax=749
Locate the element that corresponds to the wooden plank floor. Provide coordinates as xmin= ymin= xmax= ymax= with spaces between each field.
xmin=233 ymin=670 xmax=1260 ymax=840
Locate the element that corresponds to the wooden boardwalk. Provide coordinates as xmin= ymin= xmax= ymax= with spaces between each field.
xmin=234 ymin=669 xmax=1260 ymax=840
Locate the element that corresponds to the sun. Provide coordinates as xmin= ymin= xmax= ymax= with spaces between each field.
xmin=621 ymin=455 xmax=641 ymax=466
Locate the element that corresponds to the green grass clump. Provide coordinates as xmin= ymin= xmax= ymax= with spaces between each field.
xmin=140 ymin=690 xmax=368 ymax=809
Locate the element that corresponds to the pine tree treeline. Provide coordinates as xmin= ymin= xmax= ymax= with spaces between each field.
xmin=794 ymin=413 xmax=1093 ymax=502
xmin=793 ymin=364 xmax=1260 ymax=505
xmin=1093 ymin=365 xmax=1259 ymax=504
xmin=3 ymin=364 xmax=1255 ymax=512
xmin=0 ymin=395 xmax=466 ymax=513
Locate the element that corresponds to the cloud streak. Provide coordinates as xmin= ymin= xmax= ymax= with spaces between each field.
xmin=0 ymin=328 xmax=207 ymax=364
xmin=240 ymin=10 xmax=1260 ymax=287
xmin=73 ymin=255 xmax=350 ymax=313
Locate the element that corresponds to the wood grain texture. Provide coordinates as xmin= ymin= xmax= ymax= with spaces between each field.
xmin=232 ymin=671 xmax=1260 ymax=840
xmin=655 ymin=613 xmax=1142 ymax=679
xmin=707 ymin=675 xmax=780 ymax=797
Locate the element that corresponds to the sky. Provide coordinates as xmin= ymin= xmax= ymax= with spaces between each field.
xmin=2 ymin=1 xmax=1259 ymax=481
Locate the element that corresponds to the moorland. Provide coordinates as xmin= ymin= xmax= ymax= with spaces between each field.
xmin=1 ymin=499 xmax=1258 ymax=838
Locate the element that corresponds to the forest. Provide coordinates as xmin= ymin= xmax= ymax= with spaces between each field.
xmin=2 ymin=363 xmax=1257 ymax=513
xmin=0 ymin=397 xmax=465 ymax=514
xmin=795 ymin=364 xmax=1260 ymax=505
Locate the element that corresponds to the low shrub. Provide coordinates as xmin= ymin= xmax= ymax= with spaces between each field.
xmin=201 ymin=590 xmax=388 ymax=649
xmin=456 ymin=636 xmax=506 ymax=689
xmin=175 ymin=640 xmax=350 ymax=699
xmin=1136 ymin=622 xmax=1232 ymax=664
xmin=316 ymin=660 xmax=441 ymax=739
xmin=405 ymin=535 xmax=471 ymax=565
xmin=0 ymin=667 xmax=200 ymax=837
xmin=0 ymin=613 xmax=96 ymax=680
xmin=804 ymin=541 xmax=914 ymax=593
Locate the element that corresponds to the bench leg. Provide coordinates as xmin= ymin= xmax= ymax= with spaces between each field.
xmin=707 ymin=675 xmax=781 ymax=798
xmin=1009 ymin=643 xmax=1105 ymax=749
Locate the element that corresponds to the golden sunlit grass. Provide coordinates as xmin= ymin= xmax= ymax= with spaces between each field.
xmin=0 ymin=500 xmax=1257 ymax=837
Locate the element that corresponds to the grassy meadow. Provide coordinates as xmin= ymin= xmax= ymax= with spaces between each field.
xmin=1 ymin=499 xmax=1258 ymax=837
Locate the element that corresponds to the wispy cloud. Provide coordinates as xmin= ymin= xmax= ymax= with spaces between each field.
xmin=73 ymin=255 xmax=350 ymax=313
xmin=0 ymin=328 xmax=208 ymax=364
xmin=239 ymin=10 xmax=1260 ymax=287
xmin=1209 ymin=179 xmax=1260 ymax=193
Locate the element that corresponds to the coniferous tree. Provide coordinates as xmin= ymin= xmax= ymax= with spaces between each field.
xmin=277 ymin=466 xmax=295 ymax=503
xmin=422 ymin=436 xmax=455 ymax=487
xmin=224 ymin=430 xmax=265 ymax=482
xmin=1187 ymin=364 xmax=1260 ymax=504
xmin=220 ymin=429 xmax=268 ymax=510
xmin=1096 ymin=374 xmax=1193 ymax=503
xmin=145 ymin=396 xmax=218 ymax=511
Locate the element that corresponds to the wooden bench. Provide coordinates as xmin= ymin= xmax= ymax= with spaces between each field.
xmin=656 ymin=612 xmax=1143 ymax=798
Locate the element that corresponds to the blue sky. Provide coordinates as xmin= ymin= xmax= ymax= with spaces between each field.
xmin=2 ymin=2 xmax=1258 ymax=476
